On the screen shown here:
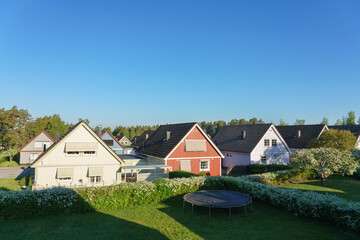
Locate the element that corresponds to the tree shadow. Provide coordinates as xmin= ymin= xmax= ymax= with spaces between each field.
xmin=0 ymin=188 xmax=168 ymax=240
xmin=157 ymin=195 xmax=358 ymax=240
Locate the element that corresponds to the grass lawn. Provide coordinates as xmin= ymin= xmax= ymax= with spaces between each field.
xmin=0 ymin=178 xmax=20 ymax=191
xmin=280 ymin=176 xmax=360 ymax=202
xmin=0 ymin=196 xmax=357 ymax=240
xmin=0 ymin=156 xmax=19 ymax=167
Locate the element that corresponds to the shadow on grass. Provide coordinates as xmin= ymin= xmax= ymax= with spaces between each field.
xmin=0 ymin=187 xmax=168 ymax=240
xmin=157 ymin=195 xmax=358 ymax=240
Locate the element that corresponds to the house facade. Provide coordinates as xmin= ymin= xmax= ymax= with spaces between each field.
xmin=32 ymin=122 xmax=124 ymax=189
xmin=116 ymin=135 xmax=131 ymax=146
xmin=136 ymin=122 xmax=224 ymax=176
xmin=18 ymin=131 xmax=54 ymax=165
xmin=277 ymin=124 xmax=328 ymax=152
xmin=213 ymin=124 xmax=291 ymax=167
xmin=101 ymin=130 xmax=125 ymax=155
xmin=328 ymin=125 xmax=360 ymax=149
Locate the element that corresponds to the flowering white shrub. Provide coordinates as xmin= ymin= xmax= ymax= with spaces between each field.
xmin=0 ymin=188 xmax=91 ymax=219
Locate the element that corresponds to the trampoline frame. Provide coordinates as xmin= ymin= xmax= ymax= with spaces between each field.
xmin=183 ymin=190 xmax=252 ymax=218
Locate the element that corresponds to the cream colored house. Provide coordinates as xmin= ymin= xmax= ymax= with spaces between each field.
xmin=32 ymin=122 xmax=125 ymax=189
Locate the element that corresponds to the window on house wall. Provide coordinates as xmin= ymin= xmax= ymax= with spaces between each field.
xmin=34 ymin=141 xmax=51 ymax=148
xmin=66 ymin=151 xmax=80 ymax=156
xmin=30 ymin=153 xmax=39 ymax=160
xmin=58 ymin=177 xmax=72 ymax=182
xmin=84 ymin=151 xmax=96 ymax=156
xmin=272 ymin=139 xmax=277 ymax=146
xmin=264 ymin=139 xmax=270 ymax=146
xmin=89 ymin=176 xmax=101 ymax=184
xmin=200 ymin=160 xmax=210 ymax=171
xmin=261 ymin=156 xmax=267 ymax=164
xmin=103 ymin=140 xmax=113 ymax=146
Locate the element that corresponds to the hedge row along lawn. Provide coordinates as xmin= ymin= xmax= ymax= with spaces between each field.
xmin=0 ymin=197 xmax=358 ymax=240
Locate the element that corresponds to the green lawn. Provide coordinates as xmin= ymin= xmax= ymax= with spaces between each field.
xmin=0 ymin=178 xmax=20 ymax=191
xmin=0 ymin=196 xmax=357 ymax=240
xmin=0 ymin=156 xmax=19 ymax=167
xmin=280 ymin=176 xmax=360 ymax=202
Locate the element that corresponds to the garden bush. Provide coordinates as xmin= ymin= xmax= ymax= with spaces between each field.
xmin=226 ymin=164 xmax=293 ymax=176
xmin=76 ymin=176 xmax=205 ymax=209
xmin=0 ymin=176 xmax=206 ymax=219
xmin=169 ymin=170 xmax=197 ymax=179
xmin=0 ymin=188 xmax=92 ymax=220
xmin=247 ymin=164 xmax=293 ymax=174
xmin=204 ymin=176 xmax=360 ymax=232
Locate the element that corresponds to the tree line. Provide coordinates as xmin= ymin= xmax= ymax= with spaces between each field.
xmin=200 ymin=111 xmax=360 ymax=137
xmin=1 ymin=106 xmax=359 ymax=149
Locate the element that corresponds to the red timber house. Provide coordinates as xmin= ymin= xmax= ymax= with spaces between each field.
xmin=136 ymin=122 xmax=224 ymax=176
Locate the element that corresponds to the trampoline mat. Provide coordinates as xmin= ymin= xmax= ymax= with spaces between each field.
xmin=184 ymin=190 xmax=252 ymax=208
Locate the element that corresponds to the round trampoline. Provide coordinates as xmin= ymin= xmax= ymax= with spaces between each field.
xmin=183 ymin=190 xmax=252 ymax=218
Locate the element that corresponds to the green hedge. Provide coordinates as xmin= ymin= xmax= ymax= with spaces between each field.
xmin=169 ymin=170 xmax=197 ymax=179
xmin=227 ymin=164 xmax=293 ymax=176
xmin=0 ymin=188 xmax=92 ymax=220
xmin=0 ymin=177 xmax=206 ymax=219
xmin=76 ymin=177 xmax=205 ymax=209
xmin=247 ymin=164 xmax=293 ymax=174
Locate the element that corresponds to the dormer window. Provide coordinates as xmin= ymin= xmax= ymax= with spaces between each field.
xmin=66 ymin=151 xmax=80 ymax=156
xmin=264 ymin=139 xmax=270 ymax=147
xmin=272 ymin=139 xmax=277 ymax=146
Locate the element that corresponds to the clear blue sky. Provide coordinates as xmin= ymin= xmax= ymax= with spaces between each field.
xmin=1 ymin=0 xmax=359 ymax=129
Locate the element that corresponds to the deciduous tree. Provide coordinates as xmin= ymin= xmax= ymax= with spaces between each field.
xmin=291 ymin=148 xmax=357 ymax=185
xmin=307 ymin=129 xmax=357 ymax=151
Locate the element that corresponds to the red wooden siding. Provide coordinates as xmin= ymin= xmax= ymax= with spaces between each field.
xmin=167 ymin=126 xmax=222 ymax=176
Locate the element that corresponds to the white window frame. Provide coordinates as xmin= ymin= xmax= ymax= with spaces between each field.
xmin=30 ymin=153 xmax=39 ymax=160
xmin=264 ymin=139 xmax=270 ymax=147
xmin=272 ymin=139 xmax=277 ymax=147
xmin=83 ymin=151 xmax=96 ymax=156
xmin=199 ymin=159 xmax=210 ymax=171
xmin=89 ymin=176 xmax=102 ymax=184
xmin=58 ymin=177 xmax=72 ymax=183
xmin=261 ymin=155 xmax=267 ymax=164
xmin=66 ymin=151 xmax=80 ymax=156
xmin=34 ymin=141 xmax=42 ymax=148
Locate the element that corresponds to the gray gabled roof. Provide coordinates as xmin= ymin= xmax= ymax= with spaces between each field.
xmin=328 ymin=125 xmax=360 ymax=137
xmin=212 ymin=124 xmax=272 ymax=154
xmin=136 ymin=122 xmax=197 ymax=159
xmin=132 ymin=130 xmax=155 ymax=148
xmin=276 ymin=124 xmax=327 ymax=149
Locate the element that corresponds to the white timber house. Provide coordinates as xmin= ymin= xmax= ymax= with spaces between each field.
xmin=213 ymin=124 xmax=291 ymax=167
xmin=32 ymin=121 xmax=172 ymax=189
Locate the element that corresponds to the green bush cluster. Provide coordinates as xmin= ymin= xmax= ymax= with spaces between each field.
xmin=204 ymin=176 xmax=360 ymax=233
xmin=227 ymin=164 xmax=292 ymax=176
xmin=76 ymin=176 xmax=205 ymax=209
xmin=0 ymin=188 xmax=92 ymax=220
xmin=0 ymin=177 xmax=206 ymax=219
xmin=257 ymin=169 xmax=317 ymax=185
xmin=247 ymin=164 xmax=293 ymax=174
xmin=169 ymin=170 xmax=197 ymax=179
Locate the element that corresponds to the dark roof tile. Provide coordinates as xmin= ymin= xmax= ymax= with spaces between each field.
xmin=212 ymin=124 xmax=272 ymax=153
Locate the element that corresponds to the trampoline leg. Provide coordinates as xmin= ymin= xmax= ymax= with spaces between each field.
xmin=229 ymin=207 xmax=231 ymax=219
xmin=183 ymin=200 xmax=185 ymax=212
xmin=192 ymin=204 xmax=194 ymax=217
xmin=245 ymin=205 xmax=247 ymax=216
xmin=209 ymin=207 xmax=211 ymax=218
